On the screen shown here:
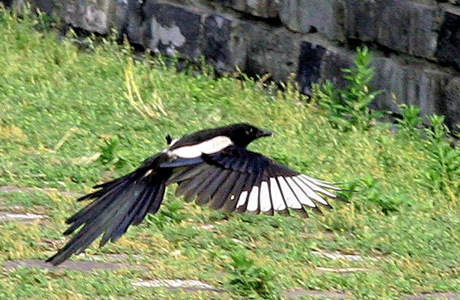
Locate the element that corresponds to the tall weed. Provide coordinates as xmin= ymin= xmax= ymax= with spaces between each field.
xmin=422 ymin=115 xmax=460 ymax=200
xmin=314 ymin=47 xmax=382 ymax=131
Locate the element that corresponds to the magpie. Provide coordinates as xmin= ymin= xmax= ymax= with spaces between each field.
xmin=47 ymin=123 xmax=345 ymax=265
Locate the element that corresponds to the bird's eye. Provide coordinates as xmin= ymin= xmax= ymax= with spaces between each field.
xmin=246 ymin=128 xmax=254 ymax=135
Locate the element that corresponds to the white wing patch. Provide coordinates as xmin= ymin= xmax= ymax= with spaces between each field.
xmin=285 ymin=177 xmax=313 ymax=208
xmin=168 ymin=136 xmax=233 ymax=159
xmin=291 ymin=176 xmax=321 ymax=207
xmin=229 ymin=174 xmax=337 ymax=213
xmin=236 ymin=191 xmax=248 ymax=208
xmin=269 ymin=178 xmax=286 ymax=211
xmin=247 ymin=186 xmax=260 ymax=212
xmin=259 ymin=181 xmax=271 ymax=212
xmin=277 ymin=177 xmax=302 ymax=209
xmin=299 ymin=175 xmax=336 ymax=199
xmin=300 ymin=174 xmax=340 ymax=191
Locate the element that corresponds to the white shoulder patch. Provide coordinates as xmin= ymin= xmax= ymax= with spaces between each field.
xmin=169 ymin=136 xmax=233 ymax=159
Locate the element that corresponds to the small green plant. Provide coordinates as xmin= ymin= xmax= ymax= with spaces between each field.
xmin=395 ymin=104 xmax=423 ymax=135
xmin=359 ymin=176 xmax=411 ymax=214
xmin=227 ymin=251 xmax=280 ymax=299
xmin=314 ymin=46 xmax=382 ymax=131
xmin=422 ymin=115 xmax=460 ymax=199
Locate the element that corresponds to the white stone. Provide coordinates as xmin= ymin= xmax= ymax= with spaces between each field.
xmin=132 ymin=279 xmax=215 ymax=290
xmin=0 ymin=212 xmax=45 ymax=221
xmin=312 ymin=250 xmax=380 ymax=261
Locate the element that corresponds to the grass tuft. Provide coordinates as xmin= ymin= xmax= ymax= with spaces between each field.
xmin=124 ymin=56 xmax=168 ymax=119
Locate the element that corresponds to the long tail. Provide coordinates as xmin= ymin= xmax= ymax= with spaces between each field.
xmin=47 ymin=155 xmax=169 ymax=265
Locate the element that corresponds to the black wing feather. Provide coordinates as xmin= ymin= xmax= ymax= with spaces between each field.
xmin=171 ymin=145 xmax=342 ymax=215
xmin=167 ymin=164 xmax=208 ymax=184
xmin=185 ymin=167 xmax=223 ymax=204
xmin=197 ymin=169 xmax=232 ymax=205
xmin=220 ymin=173 xmax=249 ymax=213
xmin=209 ymin=171 xmax=240 ymax=210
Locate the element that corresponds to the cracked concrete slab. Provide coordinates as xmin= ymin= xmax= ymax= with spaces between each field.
xmin=0 ymin=212 xmax=46 ymax=222
xmin=0 ymin=186 xmax=81 ymax=198
xmin=89 ymin=254 xmax=143 ymax=262
xmin=405 ymin=292 xmax=460 ymax=299
xmin=132 ymin=278 xmax=221 ymax=292
xmin=316 ymin=267 xmax=371 ymax=274
xmin=3 ymin=259 xmax=145 ymax=272
xmin=283 ymin=289 xmax=347 ymax=299
xmin=312 ymin=250 xmax=381 ymax=261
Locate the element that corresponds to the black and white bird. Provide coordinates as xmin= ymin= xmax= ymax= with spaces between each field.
xmin=47 ymin=123 xmax=345 ymax=265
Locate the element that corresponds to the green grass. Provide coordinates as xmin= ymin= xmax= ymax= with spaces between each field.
xmin=1 ymin=8 xmax=460 ymax=300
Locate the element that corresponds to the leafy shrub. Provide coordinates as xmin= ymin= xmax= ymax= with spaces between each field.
xmin=313 ymin=47 xmax=382 ymax=131
xmin=422 ymin=115 xmax=460 ymax=199
xmin=395 ymin=104 xmax=423 ymax=136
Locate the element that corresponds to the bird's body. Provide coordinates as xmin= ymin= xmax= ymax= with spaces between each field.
xmin=47 ymin=124 xmax=345 ymax=265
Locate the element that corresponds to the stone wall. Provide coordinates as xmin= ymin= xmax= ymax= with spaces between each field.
xmin=3 ymin=0 xmax=460 ymax=128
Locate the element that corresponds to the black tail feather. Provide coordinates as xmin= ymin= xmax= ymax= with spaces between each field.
xmin=148 ymin=183 xmax=165 ymax=214
xmin=64 ymin=177 xmax=135 ymax=233
xmin=47 ymin=164 xmax=168 ymax=265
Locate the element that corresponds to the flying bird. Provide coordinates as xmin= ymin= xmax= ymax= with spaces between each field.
xmin=47 ymin=123 xmax=345 ymax=265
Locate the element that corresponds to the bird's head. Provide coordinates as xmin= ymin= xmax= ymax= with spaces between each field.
xmin=224 ymin=123 xmax=272 ymax=147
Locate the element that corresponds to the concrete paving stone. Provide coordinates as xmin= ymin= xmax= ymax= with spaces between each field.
xmin=0 ymin=186 xmax=81 ymax=198
xmin=0 ymin=212 xmax=46 ymax=222
xmin=132 ymin=278 xmax=220 ymax=292
xmin=3 ymin=259 xmax=145 ymax=272
xmin=405 ymin=292 xmax=460 ymax=299
xmin=316 ymin=267 xmax=371 ymax=274
xmin=283 ymin=289 xmax=347 ymax=299
xmin=312 ymin=250 xmax=381 ymax=261
xmin=89 ymin=253 xmax=143 ymax=262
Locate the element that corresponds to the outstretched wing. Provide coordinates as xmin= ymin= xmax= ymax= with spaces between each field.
xmin=163 ymin=146 xmax=343 ymax=216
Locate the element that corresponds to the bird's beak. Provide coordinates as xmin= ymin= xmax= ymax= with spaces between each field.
xmin=257 ymin=129 xmax=272 ymax=138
